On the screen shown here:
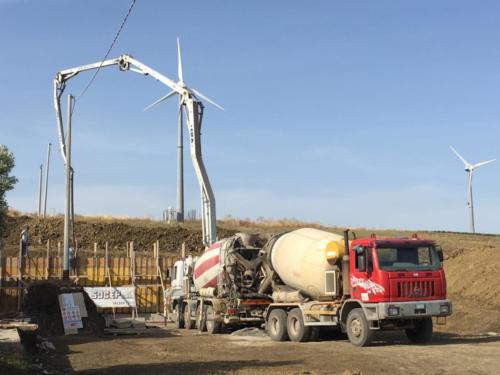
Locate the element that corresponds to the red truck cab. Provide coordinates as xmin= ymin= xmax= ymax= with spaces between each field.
xmin=341 ymin=234 xmax=452 ymax=345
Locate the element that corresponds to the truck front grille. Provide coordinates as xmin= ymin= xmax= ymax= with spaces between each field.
xmin=397 ymin=280 xmax=435 ymax=298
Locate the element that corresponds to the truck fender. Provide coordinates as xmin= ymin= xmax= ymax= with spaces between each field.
xmin=200 ymin=299 xmax=226 ymax=322
xmin=210 ymin=299 xmax=227 ymax=314
xmin=340 ymin=300 xmax=362 ymax=329
xmin=340 ymin=300 xmax=379 ymax=331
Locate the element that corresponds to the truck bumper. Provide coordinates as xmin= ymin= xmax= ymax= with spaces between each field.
xmin=366 ymin=299 xmax=452 ymax=320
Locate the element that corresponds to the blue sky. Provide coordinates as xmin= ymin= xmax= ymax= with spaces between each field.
xmin=1 ymin=0 xmax=499 ymax=233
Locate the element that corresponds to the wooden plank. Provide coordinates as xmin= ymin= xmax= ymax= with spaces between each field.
xmin=0 ymin=252 xmax=167 ymax=314
xmin=46 ymin=240 xmax=50 ymax=279
xmin=0 ymin=247 xmax=3 ymax=293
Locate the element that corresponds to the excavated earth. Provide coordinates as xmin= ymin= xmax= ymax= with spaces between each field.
xmin=3 ymin=215 xmax=500 ymax=336
xmin=3 ymin=215 xmax=236 ymax=256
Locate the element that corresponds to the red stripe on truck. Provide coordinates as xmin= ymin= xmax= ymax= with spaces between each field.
xmin=194 ymin=254 xmax=220 ymax=279
xmin=202 ymin=275 xmax=218 ymax=288
xmin=207 ymin=242 xmax=222 ymax=251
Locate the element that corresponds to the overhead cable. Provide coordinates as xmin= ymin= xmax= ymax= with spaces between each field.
xmin=76 ymin=0 xmax=137 ymax=102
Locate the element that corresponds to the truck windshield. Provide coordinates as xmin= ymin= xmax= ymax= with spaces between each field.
xmin=376 ymin=246 xmax=441 ymax=271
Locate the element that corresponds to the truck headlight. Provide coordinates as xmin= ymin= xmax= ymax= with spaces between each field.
xmin=439 ymin=304 xmax=450 ymax=314
xmin=388 ymin=306 xmax=400 ymax=316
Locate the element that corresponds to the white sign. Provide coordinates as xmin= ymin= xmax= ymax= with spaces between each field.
xmin=58 ymin=293 xmax=83 ymax=333
xmin=84 ymin=287 xmax=136 ymax=308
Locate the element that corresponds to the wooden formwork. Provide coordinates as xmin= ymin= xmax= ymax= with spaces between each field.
xmin=0 ymin=247 xmax=178 ymax=315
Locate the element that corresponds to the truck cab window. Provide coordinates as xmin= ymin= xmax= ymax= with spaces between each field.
xmin=354 ymin=247 xmax=373 ymax=271
xmin=376 ymin=246 xmax=441 ymax=271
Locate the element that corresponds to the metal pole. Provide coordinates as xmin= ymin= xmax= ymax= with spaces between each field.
xmin=63 ymin=94 xmax=73 ymax=280
xmin=43 ymin=142 xmax=51 ymax=218
xmin=468 ymin=172 xmax=475 ymax=233
xmin=70 ymin=168 xmax=75 ymax=246
xmin=177 ymin=100 xmax=184 ymax=222
xmin=37 ymin=164 xmax=43 ymax=217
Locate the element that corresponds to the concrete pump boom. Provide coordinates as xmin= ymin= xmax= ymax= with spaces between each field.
xmin=54 ymin=54 xmax=217 ymax=246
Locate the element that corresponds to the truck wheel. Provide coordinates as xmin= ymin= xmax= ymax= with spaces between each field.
xmin=174 ymin=304 xmax=184 ymax=329
xmin=287 ymin=308 xmax=311 ymax=342
xmin=206 ymin=305 xmax=222 ymax=334
xmin=405 ymin=318 xmax=433 ymax=344
xmin=346 ymin=308 xmax=373 ymax=347
xmin=267 ymin=309 xmax=289 ymax=342
xmin=197 ymin=304 xmax=207 ymax=332
xmin=184 ymin=304 xmax=195 ymax=330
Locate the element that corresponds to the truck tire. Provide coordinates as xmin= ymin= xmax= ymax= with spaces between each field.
xmin=287 ymin=308 xmax=311 ymax=342
xmin=405 ymin=318 xmax=433 ymax=344
xmin=267 ymin=309 xmax=289 ymax=342
xmin=346 ymin=308 xmax=373 ymax=347
xmin=184 ymin=304 xmax=195 ymax=330
xmin=174 ymin=304 xmax=184 ymax=329
xmin=197 ymin=304 xmax=207 ymax=332
xmin=206 ymin=305 xmax=222 ymax=334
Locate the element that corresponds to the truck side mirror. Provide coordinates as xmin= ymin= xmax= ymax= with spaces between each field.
xmin=436 ymin=247 xmax=444 ymax=262
xmin=354 ymin=246 xmax=366 ymax=272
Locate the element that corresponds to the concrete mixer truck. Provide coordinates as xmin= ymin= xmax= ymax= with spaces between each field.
xmin=260 ymin=228 xmax=452 ymax=346
xmin=164 ymin=233 xmax=272 ymax=333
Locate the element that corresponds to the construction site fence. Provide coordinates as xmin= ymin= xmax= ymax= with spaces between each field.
xmin=0 ymin=251 xmax=178 ymax=315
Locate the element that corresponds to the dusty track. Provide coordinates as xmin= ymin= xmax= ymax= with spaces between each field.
xmin=44 ymin=327 xmax=500 ymax=374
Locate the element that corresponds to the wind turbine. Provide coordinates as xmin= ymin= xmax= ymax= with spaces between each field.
xmin=450 ymin=146 xmax=495 ymax=233
xmin=145 ymin=38 xmax=223 ymax=222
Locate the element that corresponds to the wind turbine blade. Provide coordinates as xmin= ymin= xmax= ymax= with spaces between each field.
xmin=177 ymin=37 xmax=184 ymax=83
xmin=144 ymin=90 xmax=177 ymax=111
xmin=473 ymin=159 xmax=496 ymax=168
xmin=192 ymin=88 xmax=224 ymax=111
xmin=450 ymin=146 xmax=470 ymax=166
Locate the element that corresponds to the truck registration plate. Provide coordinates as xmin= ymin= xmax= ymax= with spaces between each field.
xmin=415 ymin=303 xmax=426 ymax=314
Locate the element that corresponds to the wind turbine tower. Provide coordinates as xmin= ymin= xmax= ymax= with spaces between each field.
xmin=145 ymin=38 xmax=224 ymax=223
xmin=450 ymin=146 xmax=495 ymax=233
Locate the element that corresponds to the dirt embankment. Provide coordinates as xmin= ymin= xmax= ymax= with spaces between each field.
xmin=3 ymin=215 xmax=236 ymax=256
xmin=427 ymin=232 xmax=500 ymax=334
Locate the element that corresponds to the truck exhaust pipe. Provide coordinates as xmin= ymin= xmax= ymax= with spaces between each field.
xmin=342 ymin=229 xmax=351 ymax=297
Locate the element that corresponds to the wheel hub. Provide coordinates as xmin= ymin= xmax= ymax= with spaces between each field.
xmin=351 ymin=318 xmax=362 ymax=337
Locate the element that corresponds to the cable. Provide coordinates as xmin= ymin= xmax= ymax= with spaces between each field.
xmin=76 ymin=0 xmax=137 ymax=102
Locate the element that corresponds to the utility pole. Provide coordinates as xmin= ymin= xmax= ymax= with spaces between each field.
xmin=43 ymin=142 xmax=51 ymax=218
xmin=37 ymin=164 xmax=43 ymax=217
xmin=177 ymin=99 xmax=184 ymax=222
xmin=63 ymin=94 xmax=73 ymax=280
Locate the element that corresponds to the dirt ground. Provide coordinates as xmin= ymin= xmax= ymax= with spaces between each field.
xmin=41 ymin=327 xmax=500 ymax=375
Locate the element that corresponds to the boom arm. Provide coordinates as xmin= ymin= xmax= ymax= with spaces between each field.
xmin=54 ymin=54 xmax=217 ymax=245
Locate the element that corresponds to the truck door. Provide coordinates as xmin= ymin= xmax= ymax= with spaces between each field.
xmin=171 ymin=260 xmax=185 ymax=289
xmin=350 ymin=246 xmax=380 ymax=302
